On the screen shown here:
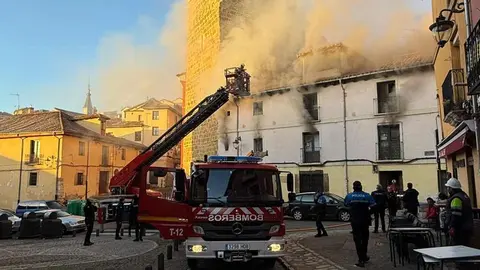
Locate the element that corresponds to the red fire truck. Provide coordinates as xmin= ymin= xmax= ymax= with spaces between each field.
xmin=108 ymin=65 xmax=294 ymax=269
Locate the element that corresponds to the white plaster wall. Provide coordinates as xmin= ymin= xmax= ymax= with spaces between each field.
xmin=217 ymin=69 xmax=438 ymax=163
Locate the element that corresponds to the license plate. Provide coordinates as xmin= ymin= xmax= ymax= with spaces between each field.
xmin=225 ymin=243 xmax=249 ymax=250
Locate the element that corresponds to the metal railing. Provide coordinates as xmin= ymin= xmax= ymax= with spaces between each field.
xmin=466 ymin=19 xmax=480 ymax=95
xmin=373 ymin=96 xmax=400 ymax=115
xmin=376 ymin=141 xmax=404 ymax=161
xmin=24 ymin=154 xmax=43 ymax=165
xmin=300 ymin=147 xmax=321 ymax=163
xmin=442 ymin=69 xmax=468 ymax=117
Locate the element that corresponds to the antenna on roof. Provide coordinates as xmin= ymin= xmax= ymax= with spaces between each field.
xmin=9 ymin=93 xmax=20 ymax=110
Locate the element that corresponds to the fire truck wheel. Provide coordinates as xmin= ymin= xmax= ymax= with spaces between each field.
xmin=292 ymin=209 xmax=303 ymax=221
xmin=264 ymin=258 xmax=277 ymax=269
xmin=187 ymin=259 xmax=198 ymax=270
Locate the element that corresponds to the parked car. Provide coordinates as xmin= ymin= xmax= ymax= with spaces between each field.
xmin=0 ymin=208 xmax=21 ymax=232
xmin=15 ymin=200 xmax=66 ymax=217
xmin=34 ymin=209 xmax=86 ymax=234
xmin=285 ymin=192 xmax=351 ymax=222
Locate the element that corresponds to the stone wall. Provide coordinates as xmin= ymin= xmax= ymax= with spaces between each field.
xmin=183 ymin=0 xmax=250 ymax=172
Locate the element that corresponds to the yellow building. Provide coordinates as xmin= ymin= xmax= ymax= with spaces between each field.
xmin=106 ymin=98 xmax=182 ymax=168
xmin=431 ymin=0 xmax=480 ymax=207
xmin=0 ymin=108 xmax=144 ymax=210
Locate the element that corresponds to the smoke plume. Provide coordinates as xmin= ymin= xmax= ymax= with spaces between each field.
xmin=93 ymin=0 xmax=186 ymax=111
xmin=199 ymin=0 xmax=435 ymax=94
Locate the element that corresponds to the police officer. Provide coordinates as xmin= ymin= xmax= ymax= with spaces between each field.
xmin=83 ymin=199 xmax=97 ymax=246
xmin=129 ymin=195 xmax=143 ymax=242
xmin=314 ymin=190 xmax=328 ymax=237
xmin=345 ymin=181 xmax=376 ymax=268
xmin=115 ymin=197 xmax=125 ymax=240
xmin=445 ymin=178 xmax=473 ymax=246
xmin=371 ymin=184 xmax=387 ymax=233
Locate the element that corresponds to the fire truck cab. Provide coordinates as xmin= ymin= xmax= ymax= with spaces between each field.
xmin=137 ymin=155 xmax=294 ymax=269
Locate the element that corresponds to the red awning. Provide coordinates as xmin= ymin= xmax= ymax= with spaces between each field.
xmin=438 ymin=127 xmax=469 ymax=157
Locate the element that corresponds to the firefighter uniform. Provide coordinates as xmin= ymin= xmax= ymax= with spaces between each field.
xmin=115 ymin=198 xmax=125 ymax=240
xmin=345 ymin=181 xmax=376 ymax=267
xmin=129 ymin=196 xmax=142 ymax=241
xmin=83 ymin=199 xmax=97 ymax=246
xmin=446 ymin=181 xmax=473 ymax=246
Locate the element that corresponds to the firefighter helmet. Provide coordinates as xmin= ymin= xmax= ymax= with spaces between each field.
xmin=445 ymin=177 xmax=462 ymax=189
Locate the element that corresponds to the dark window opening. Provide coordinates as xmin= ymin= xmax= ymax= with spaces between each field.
xmin=303 ymin=93 xmax=318 ymax=120
xmin=377 ymin=124 xmax=402 ymax=160
xmin=302 ymin=132 xmax=320 ymax=163
xmin=29 ymin=172 xmax=38 ymax=186
xmin=75 ymin=172 xmax=84 ymax=185
xmin=134 ymin=131 xmax=142 ymax=141
xmin=254 ymin=138 xmax=263 ymax=152
xmin=253 ymin=102 xmax=263 ymax=115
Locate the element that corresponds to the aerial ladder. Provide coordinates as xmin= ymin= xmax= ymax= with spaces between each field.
xmin=109 ymin=65 xmax=251 ymax=196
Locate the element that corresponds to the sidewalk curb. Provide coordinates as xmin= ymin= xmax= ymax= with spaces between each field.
xmin=285 ymin=222 xmax=350 ymax=233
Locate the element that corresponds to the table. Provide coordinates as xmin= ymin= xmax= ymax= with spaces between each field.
xmin=414 ymin=246 xmax=480 ymax=270
xmin=388 ymin=227 xmax=436 ymax=267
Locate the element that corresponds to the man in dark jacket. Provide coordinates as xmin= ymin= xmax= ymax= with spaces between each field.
xmin=345 ymin=181 xmax=376 ymax=268
xmin=314 ymin=190 xmax=328 ymax=237
xmin=129 ymin=195 xmax=143 ymax=241
xmin=402 ymin=183 xmax=419 ymax=216
xmin=115 ymin=197 xmax=125 ymax=240
xmin=371 ymin=184 xmax=387 ymax=233
xmin=83 ymin=199 xmax=97 ymax=246
xmin=445 ymin=178 xmax=473 ymax=246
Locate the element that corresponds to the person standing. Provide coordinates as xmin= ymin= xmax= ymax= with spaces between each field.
xmin=345 ymin=181 xmax=376 ymax=268
xmin=313 ymin=190 xmax=328 ymax=237
xmin=387 ymin=186 xmax=398 ymax=218
xmin=83 ymin=199 xmax=97 ymax=246
xmin=388 ymin=179 xmax=399 ymax=193
xmin=371 ymin=184 xmax=387 ymax=233
xmin=115 ymin=197 xmax=125 ymax=240
xmin=445 ymin=178 xmax=473 ymax=246
xmin=129 ymin=195 xmax=143 ymax=241
xmin=402 ymin=183 xmax=419 ymax=216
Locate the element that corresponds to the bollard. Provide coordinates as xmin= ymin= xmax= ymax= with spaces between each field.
xmin=157 ymin=253 xmax=164 ymax=270
xmin=173 ymin=240 xmax=179 ymax=251
xmin=120 ymin=228 xmax=124 ymax=236
xmin=145 ymin=266 xmax=152 ymax=270
xmin=96 ymin=229 xmax=100 ymax=237
xmin=166 ymin=245 xmax=173 ymax=260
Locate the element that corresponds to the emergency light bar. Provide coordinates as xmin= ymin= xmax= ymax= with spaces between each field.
xmin=207 ymin=156 xmax=262 ymax=163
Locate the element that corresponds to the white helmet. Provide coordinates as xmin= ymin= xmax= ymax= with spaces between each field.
xmin=445 ymin=177 xmax=461 ymax=189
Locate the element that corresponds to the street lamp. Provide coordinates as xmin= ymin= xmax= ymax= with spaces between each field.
xmin=428 ymin=1 xmax=465 ymax=47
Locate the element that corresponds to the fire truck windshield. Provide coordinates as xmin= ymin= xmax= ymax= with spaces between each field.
xmin=191 ymin=168 xmax=282 ymax=206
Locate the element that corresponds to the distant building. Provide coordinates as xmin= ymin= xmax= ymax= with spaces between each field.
xmin=106 ymin=98 xmax=182 ymax=169
xmin=0 ymin=108 xmax=145 ymax=210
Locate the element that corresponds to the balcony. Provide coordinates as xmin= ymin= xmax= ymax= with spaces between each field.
xmin=24 ymin=154 xmax=43 ymax=165
xmin=442 ymin=69 xmax=471 ymax=127
xmin=466 ymin=19 xmax=480 ymax=95
xmin=373 ymin=96 xmax=400 ymax=115
xmin=376 ymin=141 xmax=403 ymax=161
xmin=300 ymin=147 xmax=321 ymax=163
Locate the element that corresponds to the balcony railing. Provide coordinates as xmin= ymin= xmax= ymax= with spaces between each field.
xmin=300 ymin=147 xmax=321 ymax=163
xmin=466 ymin=19 xmax=480 ymax=95
xmin=373 ymin=96 xmax=400 ymax=115
xmin=376 ymin=141 xmax=404 ymax=161
xmin=442 ymin=69 xmax=470 ymax=127
xmin=24 ymin=154 xmax=43 ymax=165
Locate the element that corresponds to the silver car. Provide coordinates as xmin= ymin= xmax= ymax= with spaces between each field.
xmin=35 ymin=209 xmax=86 ymax=234
xmin=0 ymin=208 xmax=21 ymax=232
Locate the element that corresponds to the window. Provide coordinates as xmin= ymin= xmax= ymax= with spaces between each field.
xmin=377 ymin=124 xmax=402 ymax=160
xmin=254 ymin=138 xmax=263 ymax=152
xmin=152 ymin=127 xmax=160 ymax=136
xmin=79 ymin=141 xmax=85 ymax=156
xmin=75 ymin=172 xmax=84 ymax=185
xmin=303 ymin=93 xmax=318 ymax=120
xmin=121 ymin=148 xmax=126 ymax=160
xmin=300 ymin=194 xmax=315 ymax=203
xmin=253 ymin=101 xmax=263 ymax=115
xmin=28 ymin=140 xmax=40 ymax=163
xmin=101 ymin=146 xmax=109 ymax=166
xmin=138 ymin=115 xmax=142 ymax=122
xmin=29 ymin=172 xmax=38 ymax=186
xmin=302 ymin=132 xmax=320 ymax=163
xmin=376 ymin=81 xmax=398 ymax=114
xmin=134 ymin=131 xmax=142 ymax=141
xmin=152 ymin=111 xmax=159 ymax=120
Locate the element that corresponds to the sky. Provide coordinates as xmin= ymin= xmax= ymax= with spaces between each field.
xmin=0 ymin=0 xmax=432 ymax=114
xmin=0 ymin=0 xmax=177 ymax=113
